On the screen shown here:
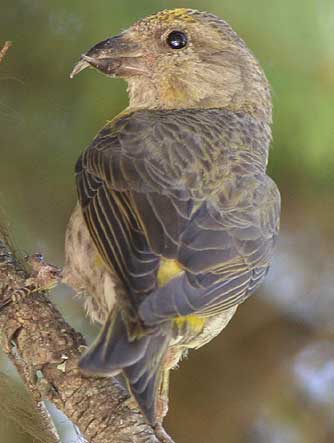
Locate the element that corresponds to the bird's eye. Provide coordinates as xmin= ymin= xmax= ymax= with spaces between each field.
xmin=166 ymin=31 xmax=188 ymax=49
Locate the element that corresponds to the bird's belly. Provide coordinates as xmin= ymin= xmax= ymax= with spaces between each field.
xmin=170 ymin=305 xmax=238 ymax=350
xmin=63 ymin=203 xmax=121 ymax=324
xmin=63 ymin=206 xmax=186 ymax=325
xmin=157 ymin=259 xmax=238 ymax=350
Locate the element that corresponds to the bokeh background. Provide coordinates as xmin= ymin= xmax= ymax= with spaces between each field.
xmin=0 ymin=0 xmax=333 ymax=442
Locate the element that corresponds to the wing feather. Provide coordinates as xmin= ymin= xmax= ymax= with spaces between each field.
xmin=76 ymin=108 xmax=279 ymax=317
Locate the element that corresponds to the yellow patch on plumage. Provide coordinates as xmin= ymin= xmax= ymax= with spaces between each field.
xmin=157 ymin=8 xmax=196 ymax=22
xmin=94 ymin=253 xmax=105 ymax=269
xmin=142 ymin=9 xmax=196 ymax=27
xmin=174 ymin=315 xmax=206 ymax=332
xmin=160 ymin=78 xmax=189 ymax=107
xmin=158 ymin=258 xmax=183 ymax=286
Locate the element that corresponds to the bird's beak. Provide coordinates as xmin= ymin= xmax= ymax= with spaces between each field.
xmin=70 ymin=33 xmax=145 ymax=79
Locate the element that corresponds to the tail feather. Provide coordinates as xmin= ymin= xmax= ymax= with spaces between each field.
xmin=124 ymin=363 xmax=161 ymax=424
xmin=80 ymin=311 xmax=149 ymax=374
xmin=79 ymin=310 xmax=171 ymax=424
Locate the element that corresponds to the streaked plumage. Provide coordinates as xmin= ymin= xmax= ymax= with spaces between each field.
xmin=64 ymin=8 xmax=280 ymax=426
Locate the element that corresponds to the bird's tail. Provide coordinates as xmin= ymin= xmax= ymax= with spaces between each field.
xmin=79 ymin=310 xmax=171 ymax=425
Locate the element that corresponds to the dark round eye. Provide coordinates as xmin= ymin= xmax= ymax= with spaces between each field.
xmin=166 ymin=31 xmax=188 ymax=49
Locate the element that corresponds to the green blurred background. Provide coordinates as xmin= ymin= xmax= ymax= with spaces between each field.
xmin=0 ymin=0 xmax=333 ymax=442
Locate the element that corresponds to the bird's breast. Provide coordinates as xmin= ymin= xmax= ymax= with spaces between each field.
xmin=63 ymin=204 xmax=120 ymax=324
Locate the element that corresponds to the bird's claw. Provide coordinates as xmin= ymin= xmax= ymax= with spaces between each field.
xmin=154 ymin=423 xmax=176 ymax=443
xmin=0 ymin=254 xmax=63 ymax=311
xmin=25 ymin=253 xmax=63 ymax=288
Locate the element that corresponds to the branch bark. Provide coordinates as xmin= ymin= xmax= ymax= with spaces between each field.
xmin=0 ymin=234 xmax=173 ymax=443
xmin=0 ymin=41 xmax=12 ymax=64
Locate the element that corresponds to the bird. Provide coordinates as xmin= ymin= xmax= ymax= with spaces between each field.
xmin=63 ymin=8 xmax=281 ymax=426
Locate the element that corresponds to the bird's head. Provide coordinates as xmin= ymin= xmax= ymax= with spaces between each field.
xmin=71 ymin=9 xmax=272 ymax=122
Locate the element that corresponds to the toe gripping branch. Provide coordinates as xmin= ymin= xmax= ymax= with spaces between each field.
xmin=0 ymin=249 xmax=62 ymax=311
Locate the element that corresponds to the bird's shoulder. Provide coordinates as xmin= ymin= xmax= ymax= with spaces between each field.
xmin=77 ymin=108 xmax=271 ymax=196
xmin=93 ymin=107 xmax=269 ymax=150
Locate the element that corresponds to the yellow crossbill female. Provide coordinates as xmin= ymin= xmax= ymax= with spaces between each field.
xmin=63 ymin=8 xmax=280 ymax=425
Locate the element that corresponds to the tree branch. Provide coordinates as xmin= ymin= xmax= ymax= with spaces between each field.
xmin=0 ymin=233 xmax=174 ymax=443
xmin=0 ymin=41 xmax=12 ymax=64
xmin=0 ymin=370 xmax=61 ymax=443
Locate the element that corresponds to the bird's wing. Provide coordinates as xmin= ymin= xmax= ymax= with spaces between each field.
xmin=76 ymin=108 xmax=279 ymax=320
xmin=76 ymin=109 xmax=222 ymax=299
xmin=76 ymin=108 xmax=279 ymax=422
xmin=139 ymin=173 xmax=281 ymax=323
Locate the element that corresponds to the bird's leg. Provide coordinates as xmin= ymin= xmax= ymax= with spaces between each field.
xmin=156 ymin=346 xmax=184 ymax=423
xmin=156 ymin=369 xmax=170 ymax=423
xmin=154 ymin=351 xmax=183 ymax=443
xmin=25 ymin=253 xmax=63 ymax=291
xmin=154 ymin=424 xmax=176 ymax=443
xmin=0 ymin=254 xmax=62 ymax=310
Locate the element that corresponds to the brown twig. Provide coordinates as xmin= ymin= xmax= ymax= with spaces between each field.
xmin=0 ymin=41 xmax=12 ymax=64
xmin=0 ymin=234 xmax=174 ymax=443
xmin=0 ymin=371 xmax=61 ymax=443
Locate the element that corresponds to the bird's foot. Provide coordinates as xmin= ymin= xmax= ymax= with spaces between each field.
xmin=0 ymin=254 xmax=62 ymax=310
xmin=156 ymin=393 xmax=169 ymax=424
xmin=25 ymin=253 xmax=63 ymax=290
xmin=154 ymin=423 xmax=175 ymax=443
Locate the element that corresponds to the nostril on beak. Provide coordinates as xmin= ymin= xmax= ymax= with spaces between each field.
xmin=87 ymin=38 xmax=114 ymax=54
